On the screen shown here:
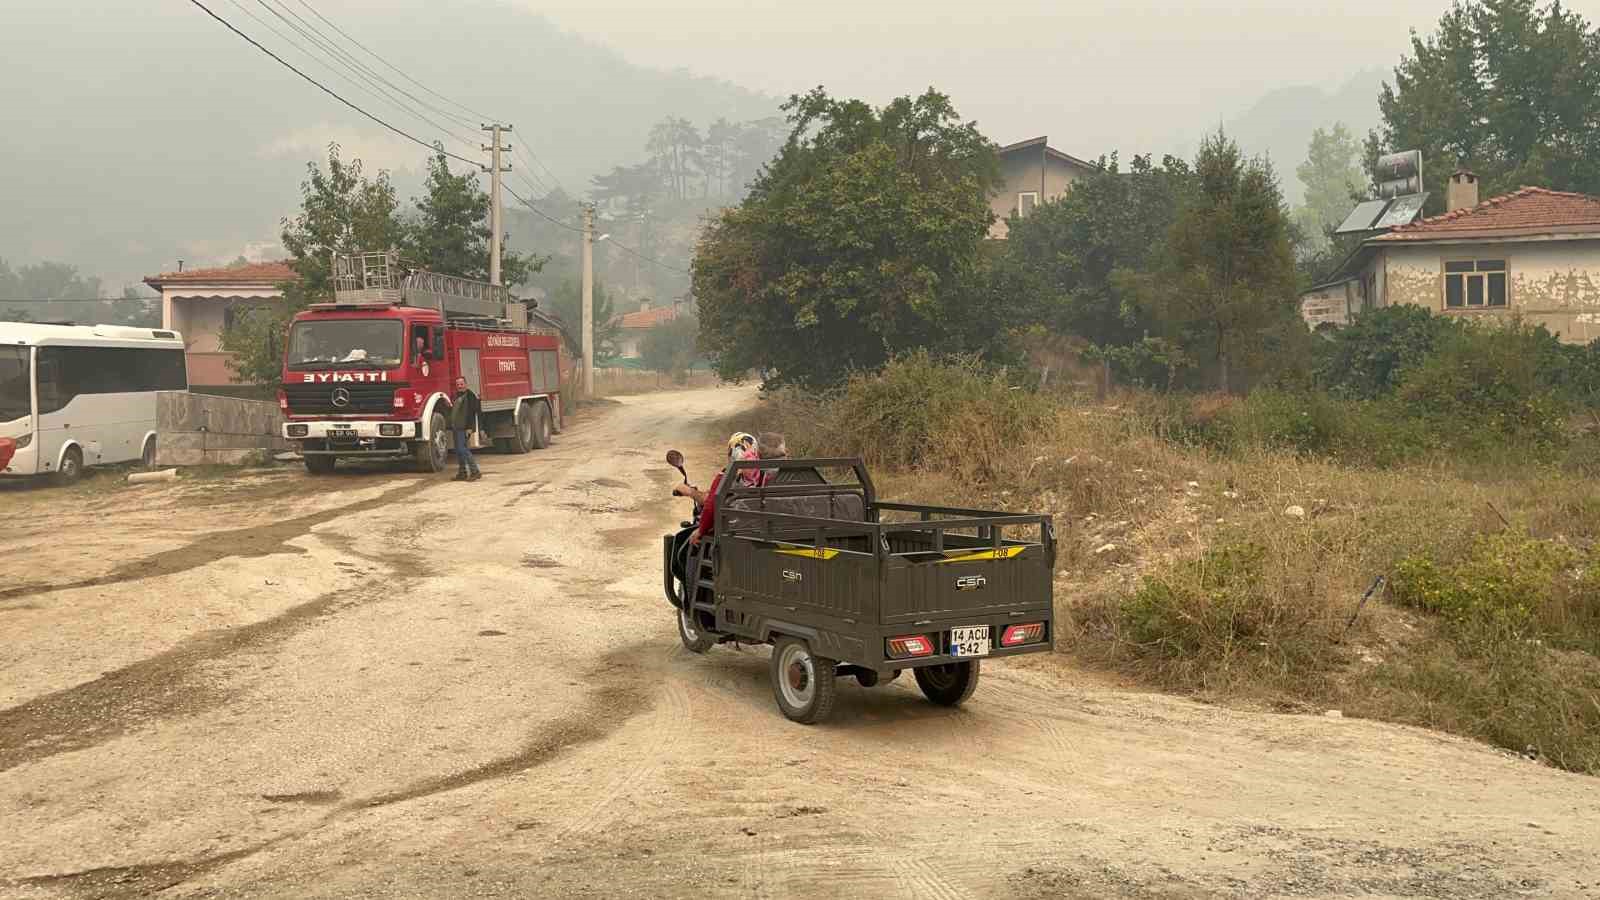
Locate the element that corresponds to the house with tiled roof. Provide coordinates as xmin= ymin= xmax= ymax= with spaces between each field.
xmin=143 ymin=260 xmax=298 ymax=388
xmin=1303 ymin=171 xmax=1600 ymax=343
xmin=612 ymin=299 xmax=683 ymax=359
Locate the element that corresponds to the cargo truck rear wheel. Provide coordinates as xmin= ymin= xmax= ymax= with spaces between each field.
xmin=415 ymin=412 xmax=449 ymax=473
xmin=529 ymin=401 xmax=552 ymax=450
xmin=771 ymin=637 xmax=837 ymax=725
xmin=913 ymin=661 xmax=980 ymax=707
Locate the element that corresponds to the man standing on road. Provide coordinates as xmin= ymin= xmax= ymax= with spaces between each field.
xmin=450 ymin=376 xmax=482 ymax=482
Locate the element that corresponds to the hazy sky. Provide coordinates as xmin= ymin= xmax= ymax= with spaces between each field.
xmin=5 ymin=0 xmax=1600 ymax=290
xmin=520 ymin=0 xmax=1515 ymax=153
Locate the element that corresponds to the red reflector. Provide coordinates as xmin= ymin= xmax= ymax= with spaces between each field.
xmin=1001 ymin=623 xmax=1045 ymax=647
xmin=886 ymin=634 xmax=934 ymax=659
xmin=276 ymin=390 xmax=288 ymax=411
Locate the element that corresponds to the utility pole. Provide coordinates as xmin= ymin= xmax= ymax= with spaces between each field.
xmin=581 ymin=203 xmax=595 ymax=397
xmin=481 ymin=123 xmax=513 ymax=286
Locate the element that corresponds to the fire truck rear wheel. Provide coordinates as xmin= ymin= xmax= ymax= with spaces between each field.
xmin=529 ymin=401 xmax=552 ymax=450
xmin=510 ymin=403 xmax=536 ymax=454
xmin=415 ymin=411 xmax=449 ymax=473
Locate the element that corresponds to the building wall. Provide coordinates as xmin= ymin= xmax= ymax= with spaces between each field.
xmin=1378 ymin=239 xmax=1600 ymax=344
xmin=159 ymin=286 xmax=282 ymax=386
xmin=1300 ymin=283 xmax=1356 ymax=329
xmin=988 ymin=152 xmax=1090 ymax=239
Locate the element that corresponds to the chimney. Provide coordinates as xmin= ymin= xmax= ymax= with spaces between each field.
xmin=177 ymin=259 xmax=184 ymax=272
xmin=1447 ymin=168 xmax=1479 ymax=213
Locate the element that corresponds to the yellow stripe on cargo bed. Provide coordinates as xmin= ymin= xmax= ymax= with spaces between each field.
xmin=773 ymin=546 xmax=840 ymax=560
xmin=935 ymin=546 xmax=1027 ymax=564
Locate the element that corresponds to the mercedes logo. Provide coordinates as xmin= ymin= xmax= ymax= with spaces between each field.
xmin=330 ymin=387 xmax=351 ymax=408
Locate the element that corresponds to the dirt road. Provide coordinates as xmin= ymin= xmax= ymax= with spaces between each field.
xmin=2 ymin=387 xmax=1597 ymax=899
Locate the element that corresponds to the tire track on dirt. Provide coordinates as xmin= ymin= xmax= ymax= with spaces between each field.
xmin=0 ymin=581 xmax=407 ymax=774
xmin=0 ymin=481 xmax=429 ymax=602
xmin=6 ymin=645 xmax=664 ymax=898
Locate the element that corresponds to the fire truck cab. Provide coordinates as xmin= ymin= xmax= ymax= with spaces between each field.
xmin=279 ymin=252 xmax=564 ymax=475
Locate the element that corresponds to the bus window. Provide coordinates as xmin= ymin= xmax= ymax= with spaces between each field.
xmin=0 ymin=347 xmax=29 ymax=422
xmin=35 ymin=349 xmax=71 ymax=414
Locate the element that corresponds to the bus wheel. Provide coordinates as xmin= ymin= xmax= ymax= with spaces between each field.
xmin=55 ymin=447 xmax=84 ymax=486
xmin=141 ymin=436 xmax=157 ymax=469
xmin=304 ymin=454 xmax=336 ymax=475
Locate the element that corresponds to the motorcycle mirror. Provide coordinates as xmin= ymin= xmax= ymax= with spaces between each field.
xmin=666 ymin=449 xmax=688 ymax=483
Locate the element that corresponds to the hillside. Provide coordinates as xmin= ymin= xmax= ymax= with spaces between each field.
xmin=0 ymin=0 xmax=777 ymax=292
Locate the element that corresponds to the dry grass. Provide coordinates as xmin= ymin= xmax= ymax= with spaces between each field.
xmin=752 ymin=358 xmax=1600 ymax=774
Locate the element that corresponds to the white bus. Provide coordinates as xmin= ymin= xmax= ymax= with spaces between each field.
xmin=1 ymin=322 xmax=188 ymax=482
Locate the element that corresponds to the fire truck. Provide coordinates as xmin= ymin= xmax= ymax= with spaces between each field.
xmin=278 ymin=252 xmax=566 ymax=474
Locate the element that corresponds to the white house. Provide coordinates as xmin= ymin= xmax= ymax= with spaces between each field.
xmin=1303 ymin=172 xmax=1600 ymax=343
xmin=143 ymin=260 xmax=296 ymax=388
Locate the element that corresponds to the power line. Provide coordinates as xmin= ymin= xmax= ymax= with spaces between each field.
xmin=513 ymin=143 xmax=569 ymax=199
xmin=253 ymin=0 xmax=483 ymax=144
xmin=606 ymin=238 xmax=691 ymax=277
xmin=228 ymin=0 xmax=480 ymax=152
xmin=291 ymin=0 xmax=495 ymax=125
xmin=187 ymin=0 xmax=478 ymax=167
xmin=1 ymin=298 xmax=156 ymax=304
xmin=503 ymin=184 xmax=584 ymax=234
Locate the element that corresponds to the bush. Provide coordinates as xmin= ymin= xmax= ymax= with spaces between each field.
xmin=1391 ymin=533 xmax=1600 ymax=655
xmin=1115 ymin=541 xmax=1343 ymax=693
xmin=1314 ymin=305 xmax=1461 ymax=400
xmin=767 ymin=352 xmax=1054 ymax=482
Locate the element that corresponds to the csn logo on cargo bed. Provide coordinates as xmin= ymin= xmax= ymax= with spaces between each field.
xmin=955 ymin=575 xmax=987 ymax=591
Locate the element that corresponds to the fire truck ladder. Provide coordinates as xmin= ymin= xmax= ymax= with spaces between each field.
xmin=333 ymin=251 xmax=521 ymax=324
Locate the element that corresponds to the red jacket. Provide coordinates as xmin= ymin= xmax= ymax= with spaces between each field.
xmin=696 ymin=469 xmax=768 ymax=539
xmin=695 ymin=472 xmax=725 ymax=539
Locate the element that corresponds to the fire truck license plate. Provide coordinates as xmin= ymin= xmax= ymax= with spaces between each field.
xmin=950 ymin=625 xmax=990 ymax=657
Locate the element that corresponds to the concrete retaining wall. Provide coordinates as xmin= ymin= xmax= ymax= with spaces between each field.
xmin=155 ymin=391 xmax=290 ymax=466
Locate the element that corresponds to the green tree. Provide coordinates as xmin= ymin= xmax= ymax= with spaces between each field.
xmin=1293 ymin=124 xmax=1365 ymax=257
xmin=408 ymin=148 xmax=540 ymax=286
xmin=1369 ymin=0 xmax=1600 ymax=204
xmin=543 ymin=278 xmax=620 ymax=359
xmin=222 ymin=143 xmax=404 ymax=385
xmin=995 ymin=152 xmax=1192 ymax=349
xmin=639 ymin=313 xmax=699 ymax=381
xmin=1134 ymin=131 xmax=1299 ymax=392
xmin=694 ymin=87 xmax=1002 ymax=388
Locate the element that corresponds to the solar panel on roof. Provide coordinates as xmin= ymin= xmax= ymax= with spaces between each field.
xmin=1372 ymin=193 xmax=1429 ymax=229
xmin=1335 ymin=199 xmax=1391 ymax=234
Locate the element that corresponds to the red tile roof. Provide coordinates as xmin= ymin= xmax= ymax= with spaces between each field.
xmin=616 ymin=306 xmax=678 ymax=329
xmin=1376 ymin=187 xmax=1600 ymax=241
xmin=144 ymin=260 xmax=298 ymax=287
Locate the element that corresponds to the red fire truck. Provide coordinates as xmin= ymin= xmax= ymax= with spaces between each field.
xmin=278 ymin=252 xmax=566 ymax=474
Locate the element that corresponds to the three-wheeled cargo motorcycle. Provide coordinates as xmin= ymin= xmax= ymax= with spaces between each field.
xmin=662 ymin=454 xmax=1056 ymax=723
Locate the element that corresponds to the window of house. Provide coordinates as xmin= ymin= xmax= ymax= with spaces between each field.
xmin=1443 ymin=259 xmax=1508 ymax=310
xmin=1017 ymin=192 xmax=1039 ymax=218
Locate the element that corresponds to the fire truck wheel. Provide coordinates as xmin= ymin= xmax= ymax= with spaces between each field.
xmin=415 ymin=412 xmax=449 ymax=473
xmin=529 ymin=401 xmax=552 ymax=450
xmin=510 ymin=403 xmax=536 ymax=454
xmin=304 ymin=454 xmax=336 ymax=475
xmin=549 ymin=396 xmax=563 ymax=433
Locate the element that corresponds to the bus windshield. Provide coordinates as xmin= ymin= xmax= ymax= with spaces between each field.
xmin=0 ymin=347 xmax=29 ymax=422
xmin=287 ymin=320 xmax=403 ymax=370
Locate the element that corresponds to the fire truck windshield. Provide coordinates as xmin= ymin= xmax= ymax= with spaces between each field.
xmin=287 ymin=320 xmax=403 ymax=370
